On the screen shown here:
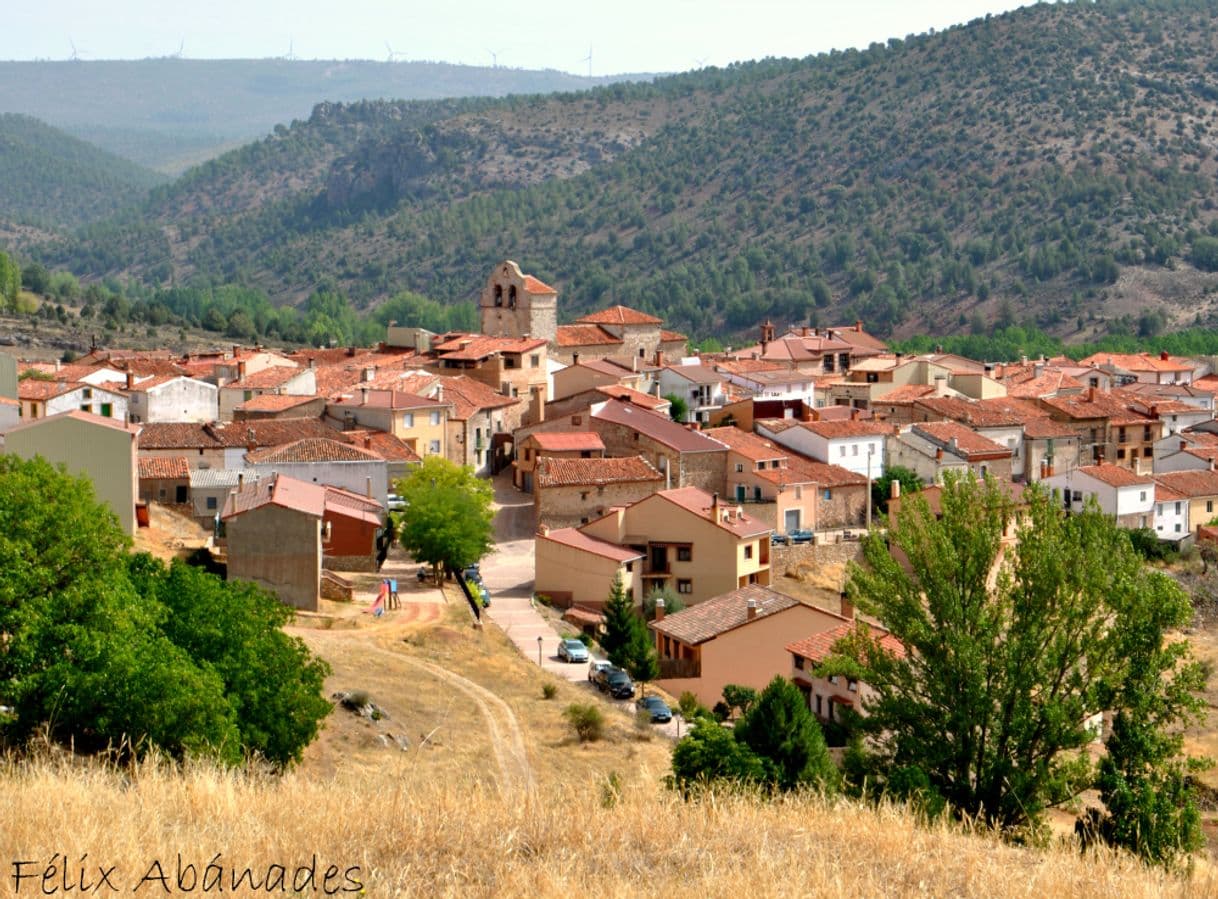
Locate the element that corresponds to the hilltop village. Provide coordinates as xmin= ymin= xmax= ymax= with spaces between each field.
xmin=0 ymin=260 xmax=1213 ymax=720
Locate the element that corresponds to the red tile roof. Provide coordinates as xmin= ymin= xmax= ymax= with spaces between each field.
xmin=245 ymin=438 xmax=385 ymax=465
xmin=1039 ymin=390 xmax=1156 ymax=426
xmin=592 ymin=385 xmax=669 ymax=410
xmin=6 ymin=409 xmax=139 ymax=436
xmin=1152 ymin=470 xmax=1218 ymax=498
xmin=222 ymin=473 xmax=326 ymax=520
xmin=137 ymin=455 xmax=190 ymax=480
xmin=650 ymin=585 xmax=801 ymax=645
xmin=538 ymin=527 xmax=643 ymax=563
xmin=787 ymin=622 xmax=906 ymax=663
xmin=436 ymin=375 xmax=520 ymax=420
xmin=536 ymin=456 xmax=663 ymax=488
xmin=554 ymin=324 xmax=623 ymax=347
xmin=1077 ymin=352 xmax=1196 ymax=374
xmin=328 ymin=389 xmax=445 ymax=411
xmin=656 ymin=486 xmax=771 ymax=538
xmin=660 ymin=330 xmax=688 ymax=343
xmin=703 ymin=426 xmax=788 ymax=463
xmin=1076 ymin=463 xmax=1153 ymax=488
xmin=18 ymin=379 xmax=84 ymax=400
xmin=235 ymin=394 xmax=320 ymax=412
xmin=575 ymin=305 xmax=663 ymax=326
xmin=527 ymin=431 xmax=606 ymax=452
xmin=432 ymin=335 xmax=548 ymax=360
xmin=799 ymin=419 xmax=891 ymax=440
xmin=1021 ymin=417 xmax=1078 ymax=439
xmin=593 ymin=399 xmax=728 ymax=454
xmin=138 ymin=417 xmax=339 ymax=450
xmin=910 ymin=421 xmax=1012 ymax=460
xmin=225 ymin=366 xmax=304 ymax=389
xmin=522 ymin=274 xmax=557 ymax=294
xmin=782 ymin=454 xmax=868 ymax=488
xmin=341 ymin=430 xmax=422 ymax=464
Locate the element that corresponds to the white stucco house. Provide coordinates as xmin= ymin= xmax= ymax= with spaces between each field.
xmin=126 ymin=374 xmax=219 ymax=423
xmin=1042 ymin=463 xmax=1155 ymax=529
xmin=757 ymin=417 xmax=888 ymax=480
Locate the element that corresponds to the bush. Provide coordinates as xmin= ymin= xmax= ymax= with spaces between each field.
xmin=1126 ymin=528 xmax=1173 ymax=562
xmin=563 ymin=703 xmax=605 ymax=742
xmin=541 ymin=682 xmax=558 ymax=700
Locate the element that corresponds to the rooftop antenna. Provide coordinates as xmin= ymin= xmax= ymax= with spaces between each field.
xmin=580 ymin=44 xmax=592 ymax=79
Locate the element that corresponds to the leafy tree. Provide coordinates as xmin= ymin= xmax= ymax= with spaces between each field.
xmin=664 ymin=393 xmax=689 ymax=422
xmin=623 ymin=617 xmax=659 ymax=692
xmin=721 ymin=684 xmax=759 ymax=718
xmin=642 ymin=584 xmax=684 ymax=620
xmin=396 ymin=456 xmax=494 ymax=584
xmin=734 ymin=676 xmax=837 ymax=792
xmin=670 ymin=717 xmax=765 ymax=792
xmin=835 ymin=474 xmax=1205 ymax=841
xmin=871 ymin=464 xmax=921 ymax=514
xmin=1191 ymin=236 xmax=1218 ymax=272
xmin=601 ymin=571 xmax=637 ymax=667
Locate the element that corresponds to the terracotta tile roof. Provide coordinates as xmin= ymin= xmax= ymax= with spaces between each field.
xmin=322 ymin=485 xmax=384 ymax=525
xmin=1154 ymin=482 xmax=1187 ymax=503
xmin=538 ymin=527 xmax=643 ymax=563
xmin=1077 ymin=463 xmax=1153 ymax=488
xmin=1077 ymin=352 xmax=1196 ymax=374
xmin=914 ymin=396 xmax=1030 ymax=427
xmin=222 ymin=473 xmax=326 ymax=520
xmin=1022 ymin=417 xmax=1078 ymax=439
xmin=432 ymin=335 xmax=547 ymax=360
xmin=1005 ymin=370 xmax=1084 ymax=399
xmin=811 ymin=405 xmax=874 ymax=422
xmin=341 ymin=430 xmax=421 ymax=464
xmin=787 ymin=622 xmax=905 ymax=663
xmin=660 ymin=330 xmax=688 ymax=343
xmin=1153 ymin=470 xmax=1218 ymax=498
xmin=578 ymin=358 xmax=636 ymax=377
xmin=18 ymin=379 xmax=84 ymax=400
xmin=782 ymin=453 xmax=868 ymax=488
xmin=1184 ymin=446 xmax=1218 ymax=463
xmin=1039 ymin=390 xmax=1156 ymax=426
xmin=799 ymin=419 xmax=891 ymax=440
xmin=225 ymin=366 xmax=304 ymax=390
xmin=592 ymin=385 xmax=668 ymax=410
xmin=703 ymin=426 xmax=788 ymax=463
xmin=873 ymin=385 xmax=937 ymax=404
xmin=575 ymin=305 xmax=663 ymax=326
xmin=664 ymin=364 xmax=722 ymax=385
xmin=910 ymin=422 xmax=1012 ymax=460
xmin=138 ymin=417 xmax=338 ymax=450
xmin=437 ymin=375 xmax=519 ymax=420
xmin=536 ymin=456 xmax=663 ymax=488
xmin=236 ymin=394 xmax=320 ymax=412
xmin=593 ymin=399 xmax=728 ymax=454
xmin=138 ymin=455 xmax=190 ymax=480
xmin=754 ymin=417 xmax=801 ymax=434
xmin=328 ymin=389 xmax=445 ymax=411
xmin=656 ymin=486 xmax=770 ymax=537
xmin=650 ymin=585 xmax=800 ymax=645
xmin=522 ymin=274 xmax=557 ymax=294
xmin=823 ymin=323 xmax=889 ymax=352
xmin=245 ymin=438 xmax=384 ymax=465
xmin=554 ymin=324 xmax=623 ymax=347
xmin=715 ymin=359 xmax=786 ymax=376
xmin=527 ymin=431 xmax=606 ymax=452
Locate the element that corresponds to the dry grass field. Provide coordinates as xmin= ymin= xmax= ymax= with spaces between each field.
xmin=2 ymin=588 xmax=1218 ymax=896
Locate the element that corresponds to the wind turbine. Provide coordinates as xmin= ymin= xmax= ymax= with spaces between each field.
xmin=385 ymin=42 xmax=404 ymax=63
xmin=283 ymin=38 xmax=296 ymax=61
xmin=486 ymin=47 xmax=501 ymax=69
xmin=67 ymin=38 xmax=83 ymax=62
xmin=171 ymin=38 xmax=184 ymax=60
xmin=580 ymin=44 xmax=592 ymax=79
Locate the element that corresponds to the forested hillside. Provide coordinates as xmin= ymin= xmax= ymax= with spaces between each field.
xmin=0 ymin=59 xmax=647 ymax=173
xmin=29 ymin=0 xmax=1218 ymax=343
xmin=0 ymin=114 xmax=165 ymax=227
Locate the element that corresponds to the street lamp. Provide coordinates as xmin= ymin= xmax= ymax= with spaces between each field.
xmin=537 ymin=635 xmax=543 ymax=665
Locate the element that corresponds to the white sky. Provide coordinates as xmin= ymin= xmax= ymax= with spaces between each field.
xmin=7 ymin=1 xmax=1037 ymax=74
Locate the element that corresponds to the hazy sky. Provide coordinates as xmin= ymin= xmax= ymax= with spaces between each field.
xmin=9 ymin=1 xmax=1036 ymax=74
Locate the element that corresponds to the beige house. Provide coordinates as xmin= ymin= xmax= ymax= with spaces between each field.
xmin=788 ymin=620 xmax=906 ymax=726
xmin=551 ymin=358 xmax=646 ymax=402
xmin=427 ymin=334 xmax=549 ymax=416
xmin=326 ymin=388 xmax=450 ymax=461
xmin=5 ymin=409 xmax=141 ymax=535
xmin=514 ymin=430 xmax=605 ymax=492
xmin=576 ymin=486 xmax=771 ymax=603
xmin=534 ymin=526 xmax=643 ymax=610
xmin=534 ymin=455 xmax=664 ymax=529
xmin=650 ymin=585 xmax=850 ymax=708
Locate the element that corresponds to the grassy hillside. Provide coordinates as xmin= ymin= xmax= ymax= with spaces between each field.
xmin=0 ymin=114 xmax=166 ymax=228
xmin=0 ymin=59 xmax=652 ymax=173
xmin=31 ymin=0 xmax=1218 ymax=343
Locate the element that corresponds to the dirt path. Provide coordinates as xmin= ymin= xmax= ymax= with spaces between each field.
xmin=294 ymin=624 xmax=534 ymax=798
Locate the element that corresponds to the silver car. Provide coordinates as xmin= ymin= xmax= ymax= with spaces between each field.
xmin=558 ymin=638 xmax=589 ymax=663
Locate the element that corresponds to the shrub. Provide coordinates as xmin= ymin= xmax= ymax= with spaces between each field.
xmin=563 ymin=703 xmax=605 ymax=742
xmin=541 ymin=682 xmax=558 ymax=700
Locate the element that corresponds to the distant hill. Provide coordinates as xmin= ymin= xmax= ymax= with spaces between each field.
xmin=0 ymin=114 xmax=166 ymax=228
xmin=0 ymin=59 xmax=654 ymax=173
xmin=28 ymin=0 xmax=1218 ymax=343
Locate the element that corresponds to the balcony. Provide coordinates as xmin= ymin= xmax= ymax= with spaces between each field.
xmin=659 ymin=657 xmax=700 ymax=679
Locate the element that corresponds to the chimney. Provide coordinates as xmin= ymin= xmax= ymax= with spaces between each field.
xmin=435 ymin=383 xmax=443 ymax=403
xmin=950 ymin=436 xmax=960 ymax=456
xmin=245 ymin=427 xmax=257 ymax=454
xmin=237 ymin=360 xmax=247 ymax=379
xmin=855 ymin=320 xmax=863 ymax=333
xmin=126 ymin=371 xmax=135 ymax=390
xmin=1034 ymin=361 xmax=1045 ymax=378
xmin=363 ymin=435 xmax=372 ymax=449
xmin=1088 ymin=386 xmax=1097 ymax=402
xmin=53 ymin=360 xmax=61 ymax=373
xmin=654 ymin=597 xmax=665 ymax=621
xmin=936 ymin=447 xmax=943 ymax=461
xmin=308 ymin=358 xmax=316 ymax=370
xmin=1020 ymin=354 xmax=1028 ymax=366
xmin=800 ymin=405 xmax=813 ymax=422
xmin=890 ymin=479 xmax=901 ymax=500
xmin=366 ymin=476 xmax=373 ymax=498
xmin=746 ymin=598 xmax=758 ymax=621
xmin=934 ymin=374 xmax=948 ymax=397
xmin=347 ymin=346 xmax=357 ymax=357
xmin=1161 ymin=350 xmax=1170 ymax=361
xmin=840 ymin=591 xmax=855 ymax=620
xmin=538 ymin=524 xmax=550 ymax=537
xmin=238 ymin=473 xmax=245 ymax=490
xmin=711 ymin=492 xmax=721 ymax=521
xmin=655 ymin=349 xmax=664 ymax=366
xmin=233 ymin=344 xmax=241 ymax=356
xmin=572 ymin=352 xmax=580 ymax=366
xmin=850 ymin=408 xmax=860 ymax=421
xmin=1039 ymin=459 xmax=1048 ymax=480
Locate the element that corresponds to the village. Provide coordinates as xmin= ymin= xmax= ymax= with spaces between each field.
xmin=0 ymin=258 xmax=1216 ymax=731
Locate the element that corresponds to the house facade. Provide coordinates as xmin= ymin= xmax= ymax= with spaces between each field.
xmin=1042 ymin=463 xmax=1155 ymax=529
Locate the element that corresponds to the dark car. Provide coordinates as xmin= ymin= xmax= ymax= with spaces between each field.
xmin=788 ymin=529 xmax=814 ymax=545
xmin=605 ymin=668 xmax=635 ymax=699
xmin=589 ymin=660 xmax=614 ymax=688
xmin=463 ymin=564 xmax=483 ymax=584
xmin=636 ymin=695 xmax=672 ymax=723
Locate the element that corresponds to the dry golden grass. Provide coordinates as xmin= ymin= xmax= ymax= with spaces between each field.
xmin=0 ymin=754 xmax=1213 ymax=898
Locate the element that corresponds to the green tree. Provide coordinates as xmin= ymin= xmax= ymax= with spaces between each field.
xmin=601 ymin=571 xmax=636 ymax=667
xmin=670 ymin=717 xmax=766 ymax=792
xmin=623 ymin=617 xmax=659 ymax=692
xmin=721 ymin=684 xmax=759 ymax=718
xmin=835 ymin=475 xmax=1205 ymax=840
xmin=396 ymin=457 xmax=494 ymax=584
xmin=665 ymin=393 xmax=689 ymax=422
xmin=871 ymin=464 xmax=921 ymax=514
xmin=734 ymin=676 xmax=837 ymax=792
xmin=642 ymin=584 xmax=685 ymax=621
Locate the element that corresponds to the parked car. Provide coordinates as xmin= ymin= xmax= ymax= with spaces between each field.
xmin=477 ymin=584 xmax=491 ymax=608
xmin=463 ymin=564 xmax=483 ymax=585
xmin=605 ymin=668 xmax=635 ymax=699
xmin=386 ymin=493 xmax=407 ymax=511
xmin=770 ymin=532 xmax=789 ymax=546
xmin=589 ymin=660 xmax=614 ymax=688
xmin=636 ymin=695 xmax=673 ymax=723
xmin=788 ymin=528 xmax=814 ymax=545
xmin=558 ymin=638 xmax=589 ymax=663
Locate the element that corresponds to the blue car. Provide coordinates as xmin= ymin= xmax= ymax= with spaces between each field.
xmin=636 ymin=695 xmax=672 ymax=723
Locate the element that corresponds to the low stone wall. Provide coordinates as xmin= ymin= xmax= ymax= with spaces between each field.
xmin=323 ymin=553 xmax=377 ymax=573
xmin=771 ymin=541 xmax=864 ymax=580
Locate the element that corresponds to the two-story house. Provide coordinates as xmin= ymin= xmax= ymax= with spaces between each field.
xmin=1042 ymin=463 xmax=1156 ymax=529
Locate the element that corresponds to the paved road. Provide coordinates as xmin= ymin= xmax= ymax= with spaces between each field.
xmin=479 ymin=473 xmax=682 ymax=738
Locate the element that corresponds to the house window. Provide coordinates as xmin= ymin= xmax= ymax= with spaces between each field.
xmin=206 ymin=496 xmax=217 ymax=510
xmin=530 ymin=354 xmax=540 ymax=368
xmin=852 ymin=444 xmax=859 ymax=456
xmin=839 ymin=446 xmax=846 ymax=457
xmin=580 ymin=492 xmax=589 ymax=501
xmin=625 ymin=561 xmax=633 ymax=572
xmin=735 ymin=462 xmax=743 ymax=473
xmin=100 ymin=403 xmax=112 ymax=418
xmin=430 ymin=410 xmax=441 ymax=425
xmin=1117 ymin=449 xmax=1126 ymax=460
xmin=428 ymin=440 xmax=441 ymax=454
xmin=1140 ymin=491 xmax=1147 ymax=502
xmin=755 ymin=461 xmax=765 ymax=472
xmin=1144 ymin=426 xmax=1152 ymax=441
xmin=847 ymin=679 xmax=858 ymax=693
xmin=815 ymin=695 xmax=822 ymax=716
xmin=677 ymin=579 xmax=692 ymax=594
xmin=243 ymin=390 xmax=253 ymax=401
xmin=403 ymin=412 xmax=415 ymax=428
xmin=677 ymin=546 xmax=692 ymax=562
xmin=744 ymin=544 xmax=754 ymax=560
xmin=794 ymin=656 xmax=805 ymax=670
xmin=1118 ymin=428 xmax=1127 ymax=444
xmin=79 ymin=404 xmax=92 ymax=414
xmin=1209 ymin=501 xmax=1215 ymax=514
xmin=1176 ymin=523 xmax=1183 ymax=533
xmin=823 ymin=488 xmax=832 ymax=501
xmin=828 ymin=675 xmax=839 ymax=685
xmin=82 ymin=388 xmax=92 ymax=399
xmin=1176 ymin=502 xmax=1182 ymax=514
xmin=1072 ymin=491 xmax=1082 ymax=502
xmin=795 ymin=485 xmax=803 ymax=499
